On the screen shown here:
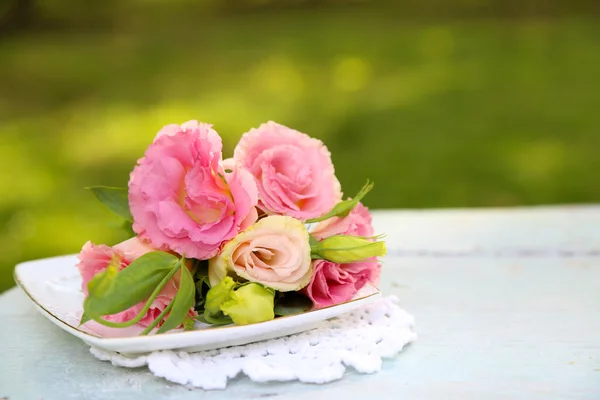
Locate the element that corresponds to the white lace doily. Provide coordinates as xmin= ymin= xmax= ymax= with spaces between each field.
xmin=90 ymin=296 xmax=416 ymax=390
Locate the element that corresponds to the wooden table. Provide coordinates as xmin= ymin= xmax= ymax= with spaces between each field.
xmin=1 ymin=207 xmax=599 ymax=399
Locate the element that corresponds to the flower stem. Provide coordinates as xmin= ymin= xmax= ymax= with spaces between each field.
xmin=140 ymin=300 xmax=175 ymax=335
xmin=140 ymin=258 xmax=196 ymax=335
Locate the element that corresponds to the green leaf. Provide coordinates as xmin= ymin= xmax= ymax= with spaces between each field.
xmin=157 ymin=264 xmax=196 ymax=333
xmin=87 ymin=186 xmax=133 ymax=222
xmin=307 ymin=180 xmax=374 ymax=223
xmin=84 ymin=251 xmax=178 ymax=319
xmin=121 ymin=219 xmax=135 ymax=237
xmin=274 ymin=292 xmax=313 ymax=316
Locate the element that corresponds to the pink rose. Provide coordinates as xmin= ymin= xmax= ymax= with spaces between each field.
xmin=209 ymin=216 xmax=312 ymax=291
xmin=233 ymin=121 xmax=342 ymax=220
xmin=304 ymin=203 xmax=381 ymax=308
xmin=304 ymin=259 xmax=379 ymax=309
xmin=76 ymin=237 xmax=195 ymax=327
xmin=129 ymin=121 xmax=258 ymax=260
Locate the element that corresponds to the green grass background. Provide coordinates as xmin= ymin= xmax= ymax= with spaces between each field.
xmin=1 ymin=1 xmax=600 ymax=292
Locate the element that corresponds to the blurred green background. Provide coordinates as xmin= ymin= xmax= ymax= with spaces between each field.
xmin=1 ymin=0 xmax=600 ymax=293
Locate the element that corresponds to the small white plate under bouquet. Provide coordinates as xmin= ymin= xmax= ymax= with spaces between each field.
xmin=14 ymin=255 xmax=382 ymax=355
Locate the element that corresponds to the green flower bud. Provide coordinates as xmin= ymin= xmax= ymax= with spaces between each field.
xmin=311 ymin=235 xmax=386 ymax=264
xmin=220 ymin=283 xmax=275 ymax=325
xmin=205 ymin=276 xmax=236 ymax=315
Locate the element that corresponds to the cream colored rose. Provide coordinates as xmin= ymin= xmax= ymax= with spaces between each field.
xmin=208 ymin=216 xmax=312 ymax=291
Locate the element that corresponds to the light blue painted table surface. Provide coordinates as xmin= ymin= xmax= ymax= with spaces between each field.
xmin=1 ymin=207 xmax=599 ymax=399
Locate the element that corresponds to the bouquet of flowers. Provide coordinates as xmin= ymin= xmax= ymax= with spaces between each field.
xmin=77 ymin=121 xmax=386 ymax=335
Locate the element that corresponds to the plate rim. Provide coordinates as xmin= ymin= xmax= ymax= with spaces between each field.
xmin=14 ymin=255 xmax=382 ymax=344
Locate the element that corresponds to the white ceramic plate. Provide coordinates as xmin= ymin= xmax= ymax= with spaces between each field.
xmin=14 ymin=255 xmax=381 ymax=355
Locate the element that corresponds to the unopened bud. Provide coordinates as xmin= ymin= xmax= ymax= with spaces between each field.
xmin=311 ymin=235 xmax=386 ymax=263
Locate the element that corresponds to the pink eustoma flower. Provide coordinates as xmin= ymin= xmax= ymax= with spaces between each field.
xmin=128 ymin=121 xmax=258 ymax=260
xmin=208 ymin=216 xmax=312 ymax=292
xmin=311 ymin=202 xmax=375 ymax=240
xmin=76 ymin=237 xmax=195 ymax=327
xmin=304 ymin=259 xmax=378 ymax=309
xmin=233 ymin=121 xmax=342 ymax=221
xmin=304 ymin=203 xmax=381 ymax=308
